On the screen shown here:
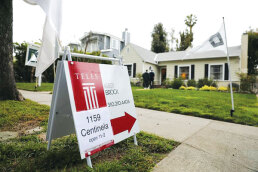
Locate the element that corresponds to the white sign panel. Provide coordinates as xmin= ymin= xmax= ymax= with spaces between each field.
xmin=100 ymin=64 xmax=139 ymax=143
xmin=47 ymin=61 xmax=140 ymax=159
xmin=74 ymin=107 xmax=114 ymax=155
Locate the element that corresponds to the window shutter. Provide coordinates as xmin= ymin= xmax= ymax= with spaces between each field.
xmin=224 ymin=63 xmax=229 ymax=80
xmin=205 ymin=64 xmax=209 ymax=78
xmin=174 ymin=65 xmax=178 ymax=78
xmin=191 ymin=65 xmax=195 ymax=80
xmin=133 ymin=63 xmax=136 ymax=78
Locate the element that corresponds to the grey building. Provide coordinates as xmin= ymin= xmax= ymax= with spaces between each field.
xmin=67 ymin=42 xmax=82 ymax=52
xmin=80 ymin=28 xmax=130 ymax=58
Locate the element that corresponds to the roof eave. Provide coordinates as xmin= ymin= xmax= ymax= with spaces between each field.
xmin=157 ymin=55 xmax=240 ymax=62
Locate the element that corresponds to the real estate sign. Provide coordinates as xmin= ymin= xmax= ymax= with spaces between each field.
xmin=46 ymin=61 xmax=140 ymax=159
xmin=25 ymin=44 xmax=40 ymax=67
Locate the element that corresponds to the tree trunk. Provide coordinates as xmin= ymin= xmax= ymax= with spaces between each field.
xmin=30 ymin=67 xmax=35 ymax=83
xmin=0 ymin=0 xmax=23 ymax=100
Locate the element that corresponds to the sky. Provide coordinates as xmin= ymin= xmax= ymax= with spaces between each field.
xmin=14 ymin=0 xmax=258 ymax=50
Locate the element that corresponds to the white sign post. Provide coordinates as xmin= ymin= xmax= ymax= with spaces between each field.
xmin=46 ymin=49 xmax=140 ymax=168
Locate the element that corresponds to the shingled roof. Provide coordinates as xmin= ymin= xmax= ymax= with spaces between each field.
xmin=129 ymin=44 xmax=157 ymax=64
xmin=156 ymin=46 xmax=241 ymax=62
xmin=127 ymin=43 xmax=241 ymax=63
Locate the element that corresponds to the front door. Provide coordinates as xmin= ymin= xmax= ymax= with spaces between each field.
xmin=160 ymin=67 xmax=167 ymax=85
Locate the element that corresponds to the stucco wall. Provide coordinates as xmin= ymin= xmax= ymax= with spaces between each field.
xmin=158 ymin=57 xmax=240 ymax=87
xmin=121 ymin=44 xmax=143 ymax=81
xmin=121 ymin=43 xmax=241 ymax=87
xmin=121 ymin=44 xmax=160 ymax=84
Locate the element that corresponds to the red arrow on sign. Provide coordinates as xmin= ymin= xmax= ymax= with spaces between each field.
xmin=110 ymin=112 xmax=136 ymax=135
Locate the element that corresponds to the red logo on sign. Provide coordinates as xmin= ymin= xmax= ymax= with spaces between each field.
xmin=68 ymin=61 xmax=106 ymax=112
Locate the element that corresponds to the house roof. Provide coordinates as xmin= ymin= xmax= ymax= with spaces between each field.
xmin=128 ymin=44 xmax=241 ymax=63
xmin=129 ymin=43 xmax=157 ymax=64
xmin=156 ymin=51 xmax=186 ymax=62
xmin=80 ymin=31 xmax=124 ymax=42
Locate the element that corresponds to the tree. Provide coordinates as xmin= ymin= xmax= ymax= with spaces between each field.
xmin=246 ymin=30 xmax=258 ymax=74
xmin=151 ymin=23 xmax=169 ymax=53
xmin=170 ymin=28 xmax=177 ymax=51
xmin=176 ymin=29 xmax=193 ymax=51
xmin=177 ymin=14 xmax=197 ymax=51
xmin=83 ymin=31 xmax=95 ymax=52
xmin=13 ymin=42 xmax=35 ymax=82
xmin=0 ymin=0 xmax=23 ymax=100
xmin=184 ymin=14 xmax=197 ymax=35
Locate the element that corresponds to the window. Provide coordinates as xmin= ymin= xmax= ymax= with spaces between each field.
xmin=179 ymin=66 xmax=190 ymax=80
xmin=124 ymin=64 xmax=132 ymax=77
xmin=210 ymin=64 xmax=223 ymax=80
xmin=111 ymin=39 xmax=119 ymax=50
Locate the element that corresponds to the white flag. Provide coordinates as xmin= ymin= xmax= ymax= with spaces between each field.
xmin=183 ymin=24 xmax=227 ymax=59
xmin=24 ymin=0 xmax=62 ymax=77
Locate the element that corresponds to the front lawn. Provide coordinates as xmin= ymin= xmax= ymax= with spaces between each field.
xmin=16 ymin=82 xmax=53 ymax=92
xmin=0 ymin=100 xmax=50 ymax=131
xmin=132 ymin=87 xmax=258 ymax=126
xmin=16 ymin=83 xmax=258 ymax=126
xmin=0 ymin=99 xmax=178 ymax=171
xmin=0 ymin=132 xmax=178 ymax=172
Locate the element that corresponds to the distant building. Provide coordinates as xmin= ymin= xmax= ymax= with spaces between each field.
xmin=79 ymin=28 xmax=130 ymax=58
xmin=121 ymin=34 xmax=249 ymax=87
xmin=67 ymin=42 xmax=82 ymax=52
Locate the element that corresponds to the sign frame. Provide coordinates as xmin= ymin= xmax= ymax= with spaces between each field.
xmin=25 ymin=43 xmax=40 ymax=67
xmin=46 ymin=47 xmax=139 ymax=168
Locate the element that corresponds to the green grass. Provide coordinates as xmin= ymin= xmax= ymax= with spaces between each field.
xmin=0 ymin=99 xmax=178 ymax=171
xmin=0 ymin=100 xmax=50 ymax=131
xmin=16 ymin=82 xmax=53 ymax=92
xmin=132 ymin=87 xmax=258 ymax=126
xmin=16 ymin=83 xmax=258 ymax=126
xmin=0 ymin=132 xmax=178 ymax=171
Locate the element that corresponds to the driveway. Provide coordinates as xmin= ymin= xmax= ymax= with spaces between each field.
xmin=20 ymin=90 xmax=258 ymax=172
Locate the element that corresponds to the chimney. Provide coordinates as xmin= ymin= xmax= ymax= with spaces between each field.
xmin=122 ymin=28 xmax=130 ymax=45
xmin=240 ymin=34 xmax=248 ymax=73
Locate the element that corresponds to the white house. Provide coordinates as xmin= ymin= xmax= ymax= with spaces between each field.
xmin=80 ymin=29 xmax=130 ymax=58
xmin=121 ymin=34 xmax=248 ymax=87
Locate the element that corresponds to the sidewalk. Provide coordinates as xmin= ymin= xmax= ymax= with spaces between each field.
xmin=20 ymin=90 xmax=258 ymax=172
xmin=137 ymin=108 xmax=258 ymax=172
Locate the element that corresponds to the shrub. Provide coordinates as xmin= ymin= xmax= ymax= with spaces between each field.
xmin=187 ymin=80 xmax=196 ymax=87
xmin=238 ymin=73 xmax=256 ymax=92
xmin=199 ymin=85 xmax=209 ymax=91
xmin=218 ymin=86 xmax=228 ymax=91
xmin=136 ymin=73 xmax=143 ymax=86
xmin=209 ymin=86 xmax=217 ymax=91
xmin=130 ymin=82 xmax=136 ymax=86
xmin=186 ymin=86 xmax=196 ymax=90
xmin=162 ymin=79 xmax=172 ymax=87
xmin=179 ymin=86 xmax=186 ymax=90
xmin=171 ymin=78 xmax=183 ymax=89
xmin=181 ymin=82 xmax=187 ymax=87
xmin=197 ymin=78 xmax=217 ymax=88
xmin=136 ymin=73 xmax=143 ymax=83
xmin=199 ymin=85 xmax=217 ymax=91
xmin=197 ymin=78 xmax=211 ymax=88
xmin=210 ymin=81 xmax=217 ymax=87
xmin=228 ymin=83 xmax=240 ymax=92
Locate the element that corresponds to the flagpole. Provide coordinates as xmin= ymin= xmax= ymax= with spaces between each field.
xmin=223 ymin=17 xmax=235 ymax=116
